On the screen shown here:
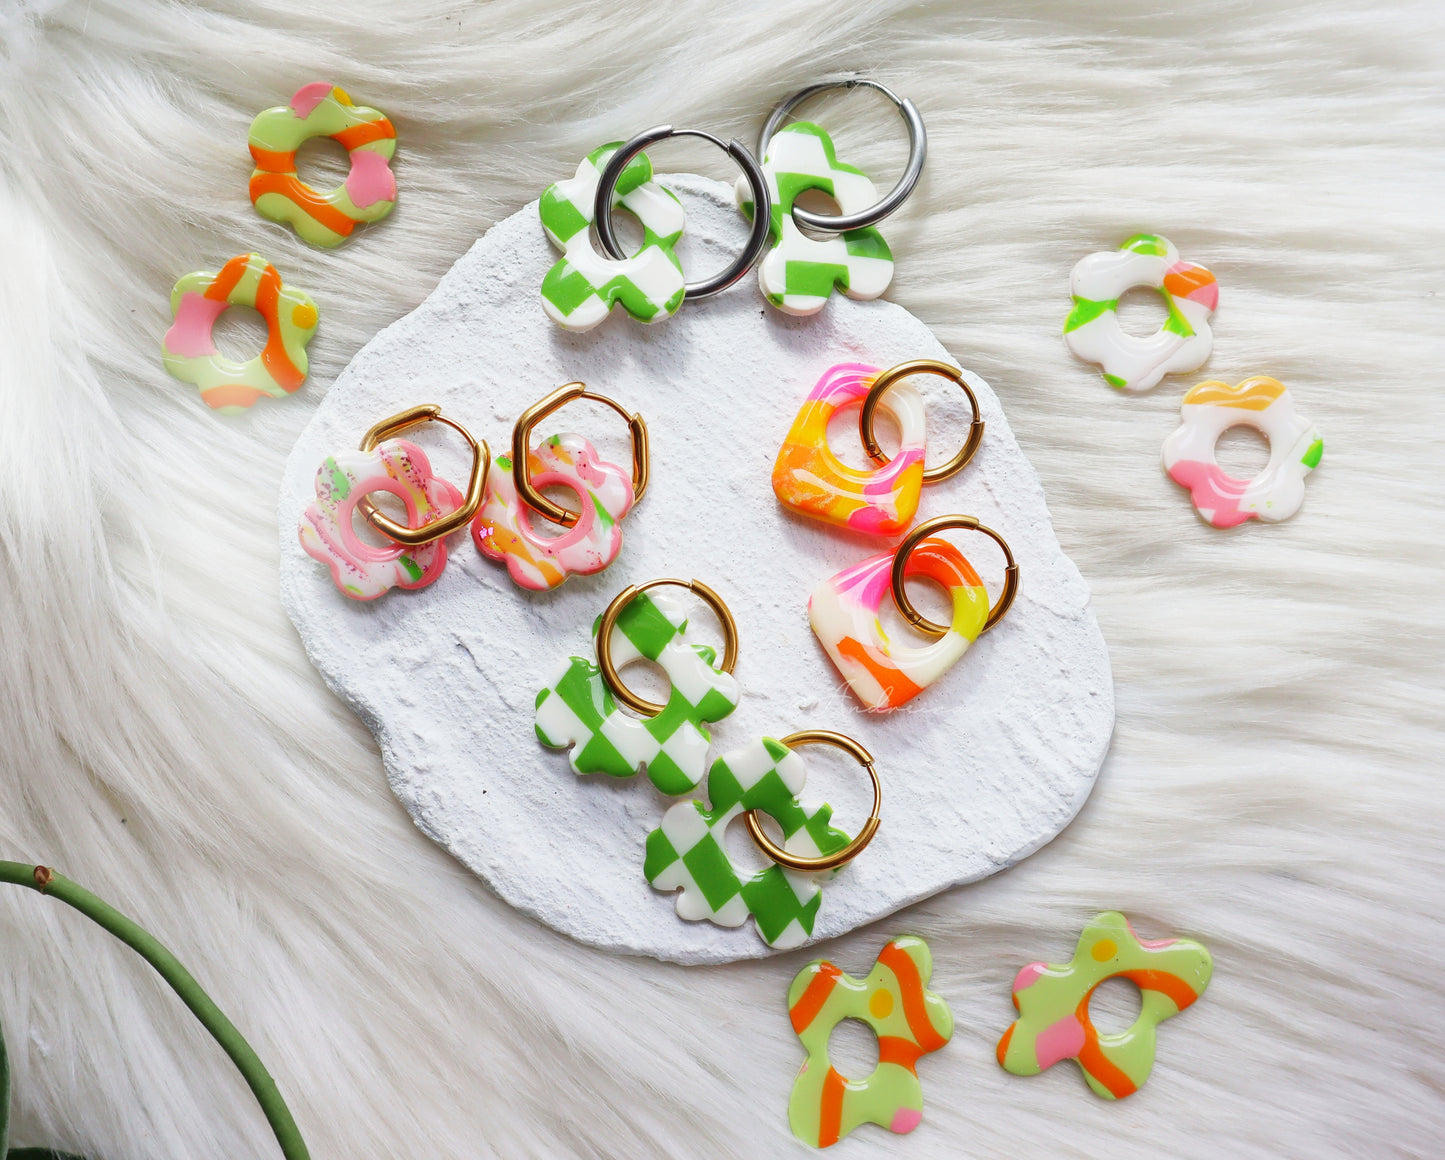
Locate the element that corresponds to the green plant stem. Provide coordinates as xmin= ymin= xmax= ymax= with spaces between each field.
xmin=0 ymin=862 xmax=309 ymax=1160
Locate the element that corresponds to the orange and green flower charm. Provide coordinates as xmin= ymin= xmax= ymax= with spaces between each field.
xmin=248 ymin=82 xmax=397 ymax=248
xmin=788 ymin=936 xmax=953 ymax=1148
xmin=161 ymin=253 xmax=318 ymax=414
xmin=997 ymin=911 xmax=1213 ymax=1100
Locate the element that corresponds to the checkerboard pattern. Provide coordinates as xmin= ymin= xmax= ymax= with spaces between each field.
xmin=538 ymin=143 xmax=687 ymax=331
xmin=643 ymin=737 xmax=852 ymax=949
xmin=533 ymin=591 xmax=740 ymax=795
xmin=736 ymin=122 xmax=894 ymax=316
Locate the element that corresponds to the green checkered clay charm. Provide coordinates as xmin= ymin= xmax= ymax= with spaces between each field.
xmin=645 ymin=732 xmax=881 ymax=950
xmin=737 ymin=122 xmax=894 ymax=316
xmin=534 ymin=580 xmax=741 ymax=796
xmin=537 ymin=144 xmax=686 ymax=331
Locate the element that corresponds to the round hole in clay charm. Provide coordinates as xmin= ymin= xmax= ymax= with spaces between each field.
xmin=997 ymin=912 xmax=1212 ymax=1100
xmin=1162 ymin=376 xmax=1322 ymax=528
xmin=1064 ymin=234 xmax=1218 ymax=393
xmin=161 ymin=253 xmax=318 ymax=414
xmin=248 ymin=83 xmax=397 ymax=248
xmin=787 ymin=936 xmax=953 ymax=1147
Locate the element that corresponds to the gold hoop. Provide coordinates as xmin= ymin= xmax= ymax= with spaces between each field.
xmin=594 ymin=578 xmax=738 ymax=717
xmin=889 ymin=514 xmax=1019 ymax=639
xmin=512 ymin=382 xmax=649 ymax=527
xmin=743 ymin=731 xmax=881 ymax=873
xmin=859 ymin=358 xmax=984 ymax=483
xmin=356 ymin=405 xmax=489 ymax=547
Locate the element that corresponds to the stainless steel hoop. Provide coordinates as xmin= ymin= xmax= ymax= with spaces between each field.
xmin=593 ymin=126 xmax=772 ymax=300
xmin=757 ymin=77 xmax=927 ymax=233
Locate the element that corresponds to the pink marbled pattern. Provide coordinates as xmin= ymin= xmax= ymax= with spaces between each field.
xmin=290 ymin=82 xmax=333 ymax=118
xmin=163 ymin=292 xmax=227 ymax=358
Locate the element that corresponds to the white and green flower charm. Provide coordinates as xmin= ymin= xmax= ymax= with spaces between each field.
xmin=736 ymin=122 xmax=894 ymax=316
xmin=538 ymin=144 xmax=686 ymax=331
xmin=644 ymin=737 xmax=854 ymax=949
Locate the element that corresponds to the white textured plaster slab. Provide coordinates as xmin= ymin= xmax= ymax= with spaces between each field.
xmin=278 ymin=175 xmax=1114 ymax=964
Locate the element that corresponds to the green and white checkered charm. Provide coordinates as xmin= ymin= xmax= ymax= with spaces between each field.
xmin=534 ymin=590 xmax=740 ymax=796
xmin=643 ymin=737 xmax=852 ymax=950
xmin=538 ymin=144 xmax=687 ymax=332
xmin=736 ymin=122 xmax=894 ymax=317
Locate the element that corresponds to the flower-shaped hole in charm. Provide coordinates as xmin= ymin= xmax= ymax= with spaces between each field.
xmin=1064 ymin=234 xmax=1218 ymax=393
xmin=298 ymin=440 xmax=463 ymax=600
xmin=538 ymin=144 xmax=685 ymax=331
xmin=161 ymin=253 xmax=318 ymax=414
xmin=644 ymin=737 xmax=853 ymax=949
xmin=788 ymin=936 xmax=953 ymax=1147
xmin=997 ymin=911 xmax=1213 ymax=1100
xmin=473 ymin=433 xmax=636 ymax=590
xmin=737 ymin=123 xmax=894 ymax=316
xmin=534 ymin=588 xmax=740 ymax=795
xmin=1162 ymin=376 xmax=1322 ymax=528
xmin=809 ymin=539 xmax=989 ymax=711
xmin=773 ymin=363 xmax=926 ymax=535
xmin=248 ymin=83 xmax=397 ymax=248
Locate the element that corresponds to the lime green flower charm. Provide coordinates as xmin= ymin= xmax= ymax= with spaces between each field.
xmin=787 ymin=936 xmax=953 ymax=1147
xmin=538 ymin=144 xmax=685 ymax=331
xmin=997 ymin=911 xmax=1213 ymax=1099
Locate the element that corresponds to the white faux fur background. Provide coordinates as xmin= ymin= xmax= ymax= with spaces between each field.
xmin=0 ymin=1 xmax=1441 ymax=1157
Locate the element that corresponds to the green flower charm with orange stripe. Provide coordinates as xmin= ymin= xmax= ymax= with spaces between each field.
xmin=161 ymin=253 xmax=318 ymax=414
xmin=997 ymin=911 xmax=1212 ymax=1099
xmin=248 ymin=82 xmax=397 ymax=248
xmin=787 ymin=936 xmax=953 ymax=1148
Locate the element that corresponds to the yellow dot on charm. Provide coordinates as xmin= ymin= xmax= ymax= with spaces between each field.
xmin=1091 ymin=939 xmax=1117 ymax=962
xmin=869 ymin=989 xmax=894 ymax=1019
xmin=292 ymin=303 xmax=318 ymax=329
xmin=332 ymin=87 xmax=354 ymax=106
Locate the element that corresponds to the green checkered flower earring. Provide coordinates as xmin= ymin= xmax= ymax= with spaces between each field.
xmin=741 ymin=78 xmax=927 ymax=316
xmin=534 ymin=579 xmax=741 ymax=795
xmin=645 ymin=731 xmax=881 ymax=949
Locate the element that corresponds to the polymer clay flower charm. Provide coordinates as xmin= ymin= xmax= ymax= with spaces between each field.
xmin=473 ymin=434 xmax=635 ymax=590
xmin=538 ymin=144 xmax=685 ymax=331
xmin=788 ymin=937 xmax=953 ymax=1147
xmin=997 ymin=911 xmax=1212 ymax=1100
xmin=773 ymin=363 xmax=926 ymax=535
xmin=161 ymin=253 xmax=318 ymax=414
xmin=810 ymin=539 xmax=989 ymax=711
xmin=737 ymin=123 xmax=894 ymax=315
xmin=1163 ymin=376 xmax=1322 ymax=528
xmin=534 ymin=588 xmax=740 ymax=795
xmin=644 ymin=737 xmax=852 ymax=949
xmin=1064 ymin=234 xmax=1218 ymax=392
xmin=248 ymin=82 xmax=397 ymax=248
xmin=298 ymin=441 xmax=463 ymax=600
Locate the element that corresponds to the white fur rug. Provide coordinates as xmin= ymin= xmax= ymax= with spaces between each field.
xmin=0 ymin=1 xmax=1441 ymax=1157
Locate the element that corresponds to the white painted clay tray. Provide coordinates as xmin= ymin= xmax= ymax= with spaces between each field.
xmin=278 ymin=175 xmax=1114 ymax=964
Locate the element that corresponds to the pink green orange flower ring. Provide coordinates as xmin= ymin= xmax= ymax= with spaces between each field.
xmin=162 ymin=253 xmax=318 ymax=414
xmin=809 ymin=519 xmax=1016 ymax=710
xmin=787 ymin=936 xmax=953 ymax=1148
xmin=736 ymin=122 xmax=894 ymax=316
xmin=538 ymin=144 xmax=685 ymax=331
xmin=1163 ymin=376 xmax=1322 ymax=528
xmin=248 ymin=83 xmax=397 ymax=248
xmin=644 ymin=735 xmax=866 ymax=950
xmin=774 ymin=363 xmax=926 ymax=535
xmin=1064 ymin=234 xmax=1219 ymax=393
xmin=474 ymin=434 xmax=635 ymax=590
xmin=997 ymin=911 xmax=1212 ymax=1100
xmin=299 ymin=442 xmax=461 ymax=600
